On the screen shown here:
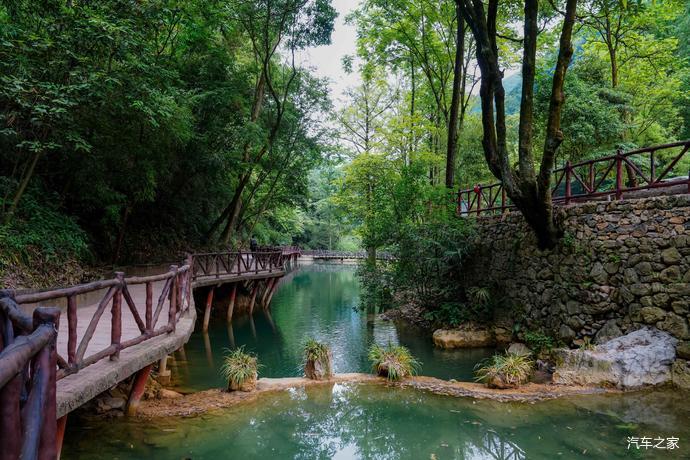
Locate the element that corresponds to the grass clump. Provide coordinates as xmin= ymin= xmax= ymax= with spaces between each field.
xmin=368 ymin=343 xmax=420 ymax=381
xmin=303 ymin=338 xmax=332 ymax=380
xmin=220 ymin=346 xmax=259 ymax=392
xmin=474 ymin=352 xmax=533 ymax=389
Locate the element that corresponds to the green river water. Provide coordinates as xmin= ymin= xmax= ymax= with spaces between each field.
xmin=62 ymin=264 xmax=690 ymax=459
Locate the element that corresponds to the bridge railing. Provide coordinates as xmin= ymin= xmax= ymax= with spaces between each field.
xmin=0 ymin=294 xmax=60 ymax=460
xmin=458 ymin=140 xmax=690 ymax=216
xmin=301 ymin=250 xmax=395 ymax=261
xmin=10 ymin=261 xmax=192 ymax=380
xmin=191 ymin=251 xmax=285 ymax=281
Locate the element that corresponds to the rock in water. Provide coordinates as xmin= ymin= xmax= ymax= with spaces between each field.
xmin=305 ymin=351 xmax=333 ymax=380
xmin=552 ymin=327 xmax=677 ymax=389
xmin=432 ymin=328 xmax=494 ymax=348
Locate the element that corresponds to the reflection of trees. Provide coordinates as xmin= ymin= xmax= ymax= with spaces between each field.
xmin=471 ymin=430 xmax=526 ymax=460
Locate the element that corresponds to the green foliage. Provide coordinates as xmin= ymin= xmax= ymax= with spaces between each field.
xmin=474 ymin=352 xmax=533 ymax=387
xmin=303 ymin=338 xmax=330 ymax=363
xmin=356 ymin=261 xmax=394 ymax=312
xmin=523 ymin=331 xmax=555 ymax=356
xmin=0 ymin=181 xmax=90 ymax=265
xmin=368 ymin=343 xmax=420 ymax=381
xmin=220 ymin=347 xmax=259 ymax=390
xmin=0 ymin=0 xmax=337 ymax=270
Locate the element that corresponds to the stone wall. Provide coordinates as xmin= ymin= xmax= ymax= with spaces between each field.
xmin=463 ymin=195 xmax=690 ymax=344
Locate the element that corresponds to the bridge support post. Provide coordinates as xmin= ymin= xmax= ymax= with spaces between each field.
xmin=265 ymin=277 xmax=280 ymax=308
xmin=126 ymin=364 xmax=153 ymax=416
xmin=158 ymin=355 xmax=171 ymax=385
xmin=226 ymin=284 xmax=237 ymax=323
xmin=202 ymin=287 xmax=214 ymax=333
xmin=261 ymin=278 xmax=275 ymax=308
xmin=248 ymin=282 xmax=259 ymax=315
xmin=56 ymin=415 xmax=67 ymax=460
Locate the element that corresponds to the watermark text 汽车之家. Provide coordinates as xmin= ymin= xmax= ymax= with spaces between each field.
xmin=627 ymin=437 xmax=679 ymax=450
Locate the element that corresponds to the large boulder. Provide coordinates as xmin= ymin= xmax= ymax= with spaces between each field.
xmin=433 ymin=328 xmax=494 ymax=348
xmin=552 ymin=327 xmax=677 ymax=389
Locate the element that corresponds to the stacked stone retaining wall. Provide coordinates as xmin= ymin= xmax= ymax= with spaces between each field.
xmin=463 ymin=195 xmax=690 ymax=344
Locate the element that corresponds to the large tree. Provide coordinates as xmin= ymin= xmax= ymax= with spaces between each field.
xmin=457 ymin=0 xmax=578 ymax=248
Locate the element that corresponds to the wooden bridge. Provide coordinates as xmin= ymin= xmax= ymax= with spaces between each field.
xmin=457 ymin=140 xmax=690 ymax=216
xmin=301 ymin=249 xmax=394 ymax=261
xmin=0 ymin=247 xmax=300 ymax=459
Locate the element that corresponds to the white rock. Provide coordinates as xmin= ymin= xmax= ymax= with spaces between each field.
xmin=507 ymin=342 xmax=532 ymax=356
xmin=553 ymin=327 xmax=677 ymax=389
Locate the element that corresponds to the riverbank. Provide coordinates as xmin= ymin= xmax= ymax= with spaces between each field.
xmin=135 ymin=373 xmax=617 ymax=418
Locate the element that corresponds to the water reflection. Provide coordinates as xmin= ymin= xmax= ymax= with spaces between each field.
xmin=63 ymin=383 xmax=690 ymax=459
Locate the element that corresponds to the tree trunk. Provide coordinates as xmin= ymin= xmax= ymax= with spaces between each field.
xmin=3 ymin=151 xmax=41 ymax=225
xmin=366 ymin=246 xmax=376 ymax=266
xmin=459 ymin=0 xmax=577 ymax=249
xmin=446 ymin=10 xmax=465 ymax=189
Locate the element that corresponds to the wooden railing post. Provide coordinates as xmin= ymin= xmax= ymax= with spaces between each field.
xmin=67 ymin=294 xmax=77 ymax=368
xmin=565 ymin=160 xmax=572 ymax=205
xmin=145 ymin=281 xmax=153 ymax=333
xmin=185 ymin=254 xmax=193 ymax=313
xmin=168 ymin=265 xmax=178 ymax=332
xmin=32 ymin=307 xmax=59 ymax=460
xmin=475 ymin=185 xmax=482 ymax=216
xmin=111 ymin=272 xmax=124 ymax=361
xmin=615 ymin=149 xmax=623 ymax=200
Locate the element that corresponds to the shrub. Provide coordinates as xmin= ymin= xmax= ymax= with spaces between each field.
xmin=303 ymin=338 xmax=332 ymax=380
xmin=368 ymin=343 xmax=420 ymax=381
xmin=524 ymin=331 xmax=555 ymax=355
xmin=474 ymin=352 xmax=533 ymax=389
xmin=220 ymin=347 xmax=259 ymax=392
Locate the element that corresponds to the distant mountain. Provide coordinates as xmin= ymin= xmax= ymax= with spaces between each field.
xmin=469 ymin=72 xmax=522 ymax=115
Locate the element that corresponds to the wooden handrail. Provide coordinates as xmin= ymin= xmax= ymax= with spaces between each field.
xmin=0 ymin=301 xmax=60 ymax=460
xmin=190 ymin=250 xmax=293 ymax=281
xmin=8 ymin=262 xmax=193 ymax=380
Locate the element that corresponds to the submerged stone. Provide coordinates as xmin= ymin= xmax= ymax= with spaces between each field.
xmin=552 ymin=327 xmax=678 ymax=389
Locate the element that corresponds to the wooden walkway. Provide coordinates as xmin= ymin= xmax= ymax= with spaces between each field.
xmin=1 ymin=248 xmax=301 ymax=433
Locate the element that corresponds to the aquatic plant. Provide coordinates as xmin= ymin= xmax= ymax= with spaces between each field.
xmin=368 ymin=343 xmax=420 ymax=381
xmin=220 ymin=346 xmax=259 ymax=392
xmin=474 ymin=352 xmax=533 ymax=389
xmin=303 ymin=339 xmax=333 ymax=380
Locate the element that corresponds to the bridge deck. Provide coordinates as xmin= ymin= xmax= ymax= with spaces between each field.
xmin=192 ymin=269 xmax=284 ymax=288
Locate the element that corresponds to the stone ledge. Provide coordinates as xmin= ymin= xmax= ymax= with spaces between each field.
xmin=134 ymin=373 xmax=615 ymax=418
xmin=56 ymin=307 xmax=196 ymax=418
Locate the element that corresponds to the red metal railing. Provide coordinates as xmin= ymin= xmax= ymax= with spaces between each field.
xmin=0 ymin=295 xmax=60 ymax=460
xmin=457 ymin=140 xmax=690 ymax=216
xmin=11 ymin=260 xmax=192 ymax=380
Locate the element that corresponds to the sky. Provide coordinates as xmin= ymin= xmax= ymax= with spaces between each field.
xmin=300 ymin=0 xmax=362 ymax=109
